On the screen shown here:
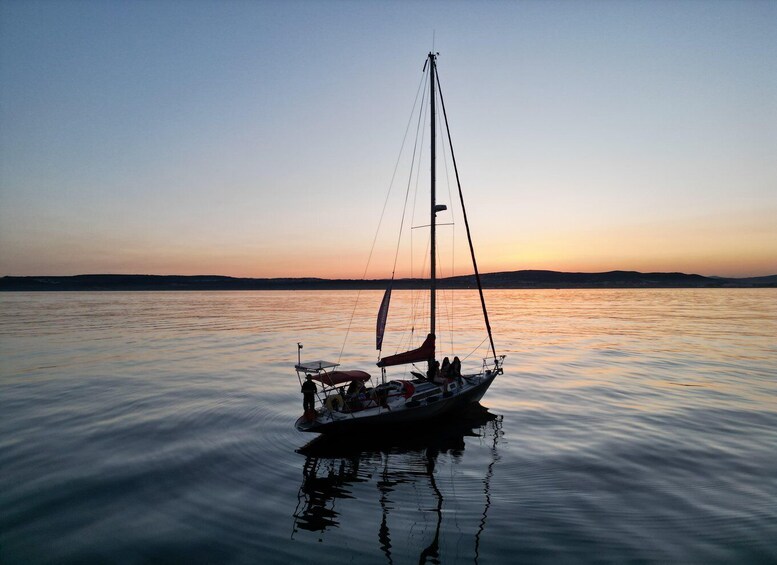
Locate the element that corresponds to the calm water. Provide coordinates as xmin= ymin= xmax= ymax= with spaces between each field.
xmin=1 ymin=289 xmax=776 ymax=563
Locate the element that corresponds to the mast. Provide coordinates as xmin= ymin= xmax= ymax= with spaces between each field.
xmin=429 ymin=51 xmax=437 ymax=341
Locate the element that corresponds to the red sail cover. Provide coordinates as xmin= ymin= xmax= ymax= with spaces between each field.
xmin=377 ymin=333 xmax=435 ymax=368
xmin=313 ymin=370 xmax=371 ymax=386
xmin=376 ymin=287 xmax=391 ymax=350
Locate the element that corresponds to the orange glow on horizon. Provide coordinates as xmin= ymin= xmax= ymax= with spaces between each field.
xmin=2 ymin=209 xmax=774 ymax=279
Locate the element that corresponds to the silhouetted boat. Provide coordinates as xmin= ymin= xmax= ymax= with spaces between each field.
xmin=294 ymin=53 xmax=504 ymax=434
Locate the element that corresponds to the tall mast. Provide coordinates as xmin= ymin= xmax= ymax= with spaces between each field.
xmin=429 ymin=51 xmax=437 ymax=340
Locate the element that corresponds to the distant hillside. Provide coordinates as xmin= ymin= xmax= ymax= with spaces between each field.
xmin=729 ymin=274 xmax=777 ymax=285
xmin=1 ymin=270 xmax=775 ymax=291
xmin=453 ymin=270 xmax=719 ymax=288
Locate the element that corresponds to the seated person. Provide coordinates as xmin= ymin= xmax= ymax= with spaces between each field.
xmin=346 ymin=380 xmax=364 ymax=397
xmin=440 ymin=357 xmax=450 ymax=379
xmin=451 ymin=356 xmax=462 ymax=379
xmin=427 ymin=359 xmax=440 ymax=383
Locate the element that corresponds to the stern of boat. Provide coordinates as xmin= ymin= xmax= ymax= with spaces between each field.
xmin=295 ymin=413 xmax=320 ymax=432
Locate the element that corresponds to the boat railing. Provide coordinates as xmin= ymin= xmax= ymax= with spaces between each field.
xmin=481 ymin=355 xmax=506 ymax=376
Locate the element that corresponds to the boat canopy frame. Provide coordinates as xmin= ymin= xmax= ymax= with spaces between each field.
xmin=294 ymin=359 xmax=373 ymax=398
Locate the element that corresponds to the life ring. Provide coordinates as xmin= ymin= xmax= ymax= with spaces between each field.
xmin=325 ymin=394 xmax=344 ymax=412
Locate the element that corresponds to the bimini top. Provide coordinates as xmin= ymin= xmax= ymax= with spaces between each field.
xmin=312 ymin=370 xmax=371 ymax=386
xmin=295 ymin=360 xmax=339 ymax=372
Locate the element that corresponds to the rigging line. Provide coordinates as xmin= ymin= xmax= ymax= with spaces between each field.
xmin=394 ymin=72 xmax=429 ymax=355
xmin=338 ymin=71 xmax=427 ymax=364
xmin=411 ymin=222 xmax=454 ymax=229
xmin=462 ymin=335 xmax=490 ymax=362
xmin=434 ymin=238 xmax=448 ymax=354
xmin=399 ymin=279 xmax=427 ymax=356
xmin=389 ymin=70 xmax=429 ymax=358
xmin=440 ymin=279 xmax=454 ymax=359
xmin=435 ymin=64 xmax=498 ymax=361
xmin=437 ymin=94 xmax=456 ymax=356
xmin=390 ymin=65 xmax=429 ymax=279
xmin=409 ymin=74 xmax=430 ymax=333
xmin=395 ymin=236 xmax=431 ymax=356
xmin=413 ymin=232 xmax=432 ymax=332
xmin=438 ymin=286 xmax=454 ymax=359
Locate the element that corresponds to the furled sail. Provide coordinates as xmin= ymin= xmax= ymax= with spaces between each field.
xmin=376 ymin=287 xmax=391 ymax=350
xmin=377 ymin=333 xmax=435 ymax=368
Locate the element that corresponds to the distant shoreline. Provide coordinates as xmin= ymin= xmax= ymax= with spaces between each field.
xmin=1 ymin=270 xmax=775 ymax=291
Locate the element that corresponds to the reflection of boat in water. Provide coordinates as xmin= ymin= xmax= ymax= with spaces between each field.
xmin=294 ymin=52 xmax=504 ymax=434
xmin=292 ymin=404 xmax=503 ymax=563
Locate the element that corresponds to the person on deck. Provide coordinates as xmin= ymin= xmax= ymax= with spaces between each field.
xmin=451 ymin=357 xmax=462 ymax=381
xmin=427 ymin=359 xmax=440 ymax=382
xmin=441 ymin=357 xmax=450 ymax=379
xmin=346 ymin=380 xmax=363 ymax=397
xmin=301 ymin=375 xmax=317 ymax=412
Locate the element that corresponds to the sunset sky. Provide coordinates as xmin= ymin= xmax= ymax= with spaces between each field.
xmin=1 ymin=0 xmax=775 ymax=279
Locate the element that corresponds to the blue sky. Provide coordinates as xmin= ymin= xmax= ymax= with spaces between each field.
xmin=1 ymin=0 xmax=775 ymax=277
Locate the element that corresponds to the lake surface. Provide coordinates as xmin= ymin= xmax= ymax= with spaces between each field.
xmin=1 ymin=289 xmax=776 ymax=563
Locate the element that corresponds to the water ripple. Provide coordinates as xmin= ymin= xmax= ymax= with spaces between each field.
xmin=1 ymin=289 xmax=776 ymax=563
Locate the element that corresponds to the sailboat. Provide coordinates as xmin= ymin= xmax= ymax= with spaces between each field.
xmin=294 ymin=52 xmax=505 ymax=434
